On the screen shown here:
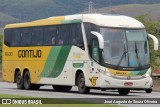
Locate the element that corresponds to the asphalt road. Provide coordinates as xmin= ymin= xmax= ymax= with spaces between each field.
xmin=0 ymin=82 xmax=160 ymax=107
xmin=0 ymin=82 xmax=159 ymax=98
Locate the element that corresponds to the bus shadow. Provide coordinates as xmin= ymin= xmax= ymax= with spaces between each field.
xmin=10 ymin=87 xmax=140 ymax=97
xmin=37 ymin=89 xmax=138 ymax=97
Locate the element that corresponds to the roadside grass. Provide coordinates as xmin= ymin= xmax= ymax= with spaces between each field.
xmin=0 ymin=94 xmax=123 ymax=107
xmin=0 ymin=94 xmax=36 ymax=98
xmin=0 ymin=104 xmax=122 ymax=107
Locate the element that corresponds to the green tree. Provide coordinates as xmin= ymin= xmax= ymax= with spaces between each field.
xmin=0 ymin=34 xmax=2 ymax=64
xmin=135 ymin=14 xmax=160 ymax=70
xmin=0 ymin=35 xmax=2 ymax=65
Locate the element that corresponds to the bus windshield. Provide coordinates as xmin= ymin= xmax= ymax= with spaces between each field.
xmin=100 ymin=28 xmax=150 ymax=68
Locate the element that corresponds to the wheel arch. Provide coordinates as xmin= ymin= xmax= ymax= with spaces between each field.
xmin=14 ymin=68 xmax=21 ymax=83
xmin=23 ymin=68 xmax=30 ymax=78
xmin=75 ymin=69 xmax=84 ymax=86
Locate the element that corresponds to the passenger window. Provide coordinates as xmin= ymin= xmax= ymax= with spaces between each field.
xmin=32 ymin=27 xmax=43 ymax=46
xmin=70 ymin=24 xmax=84 ymax=49
xmin=4 ymin=29 xmax=13 ymax=47
xmin=57 ymin=25 xmax=70 ymax=45
xmin=12 ymin=29 xmax=21 ymax=46
xmin=21 ymin=28 xmax=32 ymax=46
xmin=44 ymin=26 xmax=57 ymax=46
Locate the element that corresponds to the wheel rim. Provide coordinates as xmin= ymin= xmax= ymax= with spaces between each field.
xmin=17 ymin=73 xmax=21 ymax=85
xmin=24 ymin=73 xmax=30 ymax=87
xmin=79 ymin=77 xmax=85 ymax=89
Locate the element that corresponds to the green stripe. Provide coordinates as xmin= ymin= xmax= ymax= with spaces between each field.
xmin=130 ymin=71 xmax=140 ymax=75
xmin=40 ymin=46 xmax=72 ymax=78
xmin=137 ymin=69 xmax=148 ymax=75
xmin=61 ymin=19 xmax=82 ymax=24
xmin=73 ymin=63 xmax=84 ymax=68
xmin=130 ymin=69 xmax=148 ymax=76
xmin=49 ymin=46 xmax=72 ymax=77
xmin=40 ymin=46 xmax=61 ymax=77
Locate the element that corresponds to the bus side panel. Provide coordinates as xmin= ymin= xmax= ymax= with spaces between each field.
xmin=2 ymin=45 xmax=51 ymax=83
xmin=2 ymin=61 xmax=15 ymax=82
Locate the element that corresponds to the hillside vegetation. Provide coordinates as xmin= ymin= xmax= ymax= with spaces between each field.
xmin=0 ymin=11 xmax=21 ymax=27
xmin=135 ymin=14 xmax=160 ymax=72
xmin=0 ymin=1 xmax=160 ymax=71
xmin=0 ymin=28 xmax=3 ymax=34
xmin=0 ymin=0 xmax=160 ymax=27
xmin=97 ymin=4 xmax=160 ymax=21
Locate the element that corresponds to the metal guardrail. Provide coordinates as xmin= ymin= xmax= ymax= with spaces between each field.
xmin=152 ymin=74 xmax=160 ymax=77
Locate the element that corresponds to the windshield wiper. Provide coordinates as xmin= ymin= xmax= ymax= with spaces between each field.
xmin=116 ymin=44 xmax=127 ymax=67
xmin=135 ymin=41 xmax=141 ymax=67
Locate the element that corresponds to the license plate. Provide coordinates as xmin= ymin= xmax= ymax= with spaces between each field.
xmin=124 ymin=82 xmax=133 ymax=86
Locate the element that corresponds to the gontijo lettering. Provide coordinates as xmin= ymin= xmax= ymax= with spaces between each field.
xmin=18 ymin=50 xmax=42 ymax=58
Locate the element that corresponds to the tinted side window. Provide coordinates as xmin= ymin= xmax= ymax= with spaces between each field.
xmin=44 ymin=26 xmax=57 ymax=46
xmin=32 ymin=27 xmax=43 ymax=46
xmin=4 ymin=29 xmax=13 ymax=46
xmin=84 ymin=23 xmax=99 ymax=57
xmin=92 ymin=38 xmax=99 ymax=62
xmin=57 ymin=25 xmax=70 ymax=45
xmin=70 ymin=24 xmax=84 ymax=49
xmin=21 ymin=28 xmax=32 ymax=46
xmin=12 ymin=29 xmax=21 ymax=46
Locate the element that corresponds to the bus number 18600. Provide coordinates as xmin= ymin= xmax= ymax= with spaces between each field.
xmin=5 ymin=52 xmax=13 ymax=56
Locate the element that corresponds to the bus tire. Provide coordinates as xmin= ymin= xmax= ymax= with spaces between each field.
xmin=16 ymin=71 xmax=24 ymax=89
xmin=145 ymin=89 xmax=152 ymax=93
xmin=24 ymin=71 xmax=32 ymax=90
xmin=118 ymin=89 xmax=130 ymax=95
xmin=52 ymin=85 xmax=72 ymax=92
xmin=77 ymin=73 xmax=90 ymax=94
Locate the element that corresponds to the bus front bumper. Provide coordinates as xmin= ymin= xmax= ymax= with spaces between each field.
xmin=100 ymin=74 xmax=153 ymax=89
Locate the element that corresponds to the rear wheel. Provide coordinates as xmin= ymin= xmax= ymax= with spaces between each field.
xmin=118 ymin=89 xmax=130 ymax=95
xmin=16 ymin=71 xmax=24 ymax=89
xmin=24 ymin=71 xmax=32 ymax=90
xmin=145 ymin=89 xmax=152 ymax=93
xmin=77 ymin=73 xmax=90 ymax=94
xmin=52 ymin=85 xmax=72 ymax=92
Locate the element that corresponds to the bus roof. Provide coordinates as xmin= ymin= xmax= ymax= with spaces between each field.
xmin=5 ymin=14 xmax=145 ymax=29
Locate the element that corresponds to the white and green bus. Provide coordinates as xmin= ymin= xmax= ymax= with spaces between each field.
xmin=3 ymin=14 xmax=158 ymax=95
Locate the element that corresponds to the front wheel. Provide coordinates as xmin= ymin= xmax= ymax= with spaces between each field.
xmin=145 ymin=89 xmax=152 ymax=93
xmin=118 ymin=89 xmax=130 ymax=95
xmin=77 ymin=73 xmax=90 ymax=94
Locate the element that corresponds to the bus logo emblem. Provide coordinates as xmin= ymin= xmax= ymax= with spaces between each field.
xmin=127 ymin=76 xmax=131 ymax=80
xmin=89 ymin=77 xmax=98 ymax=86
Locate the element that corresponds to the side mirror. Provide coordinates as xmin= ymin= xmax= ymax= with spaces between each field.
xmin=91 ymin=31 xmax=104 ymax=49
xmin=148 ymin=34 xmax=158 ymax=50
